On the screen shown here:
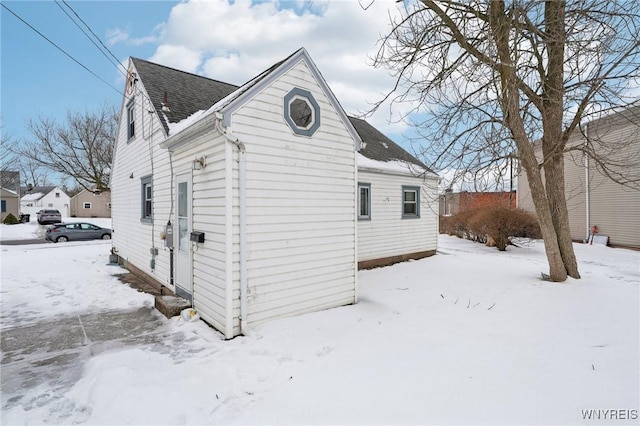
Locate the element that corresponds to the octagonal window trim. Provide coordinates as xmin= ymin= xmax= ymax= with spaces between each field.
xmin=283 ymin=87 xmax=321 ymax=137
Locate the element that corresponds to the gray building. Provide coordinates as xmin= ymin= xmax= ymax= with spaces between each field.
xmin=518 ymin=106 xmax=640 ymax=248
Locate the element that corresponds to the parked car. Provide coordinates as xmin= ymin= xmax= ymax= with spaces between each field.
xmin=45 ymin=222 xmax=112 ymax=243
xmin=37 ymin=209 xmax=62 ymax=225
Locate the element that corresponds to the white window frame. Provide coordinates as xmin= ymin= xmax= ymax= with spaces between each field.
xmin=83 ymin=202 xmax=92 ymax=209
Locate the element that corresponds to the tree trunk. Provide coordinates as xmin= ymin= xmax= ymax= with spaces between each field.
xmin=543 ymin=155 xmax=582 ymax=278
xmin=489 ymin=0 xmax=567 ymax=281
xmin=519 ymin=147 xmax=568 ymax=282
xmin=541 ymin=0 xmax=581 ymax=279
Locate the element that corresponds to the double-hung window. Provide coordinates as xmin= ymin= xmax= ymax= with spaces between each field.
xmin=83 ymin=202 xmax=92 ymax=209
xmin=402 ymin=186 xmax=420 ymax=218
xmin=141 ymin=175 xmax=152 ymax=222
xmin=127 ymin=99 xmax=135 ymax=140
xmin=358 ymin=183 xmax=371 ymax=220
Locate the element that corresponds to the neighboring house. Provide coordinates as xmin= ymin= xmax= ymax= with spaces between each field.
xmin=439 ymin=190 xmax=516 ymax=216
xmin=518 ymin=106 xmax=640 ymax=248
xmin=0 ymin=171 xmax=20 ymax=194
xmin=1 ymin=187 xmax=20 ymax=222
xmin=111 ymin=48 xmax=439 ymax=339
xmin=70 ymin=189 xmax=112 ymax=218
xmin=20 ymin=186 xmax=70 ymax=217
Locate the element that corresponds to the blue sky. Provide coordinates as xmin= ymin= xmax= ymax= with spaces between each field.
xmin=1 ymin=0 xmax=411 ymax=163
xmin=2 ymin=1 xmax=177 ymax=141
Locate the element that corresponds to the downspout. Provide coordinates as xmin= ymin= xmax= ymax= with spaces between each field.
xmin=584 ymin=123 xmax=590 ymax=242
xmin=215 ymin=113 xmax=248 ymax=335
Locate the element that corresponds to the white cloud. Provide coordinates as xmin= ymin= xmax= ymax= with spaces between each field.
xmin=106 ymin=28 xmax=130 ymax=46
xmin=145 ymin=0 xmax=409 ymax=138
xmin=149 ymin=45 xmax=202 ymax=74
xmin=106 ymin=27 xmax=159 ymax=46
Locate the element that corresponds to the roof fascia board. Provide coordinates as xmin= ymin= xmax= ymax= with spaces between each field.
xmin=358 ymin=166 xmax=438 ymax=179
xmin=159 ymin=112 xmax=219 ymax=152
xmin=219 ymin=48 xmax=363 ymax=149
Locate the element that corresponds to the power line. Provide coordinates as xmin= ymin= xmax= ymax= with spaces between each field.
xmin=57 ymin=0 xmax=128 ymax=77
xmin=51 ymin=1 xmax=156 ymax=114
xmin=54 ymin=0 xmax=127 ymax=79
xmin=1 ymin=2 xmax=123 ymax=96
xmin=3 ymin=2 xmax=162 ymax=125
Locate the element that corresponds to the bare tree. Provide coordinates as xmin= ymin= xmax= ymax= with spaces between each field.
xmin=13 ymin=104 xmax=117 ymax=192
xmin=372 ymin=0 xmax=640 ymax=282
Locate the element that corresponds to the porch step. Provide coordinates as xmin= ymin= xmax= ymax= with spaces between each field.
xmin=154 ymin=295 xmax=192 ymax=318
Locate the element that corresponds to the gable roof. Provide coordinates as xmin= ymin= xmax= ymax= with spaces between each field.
xmin=20 ymin=186 xmax=58 ymax=199
xmin=131 ymin=57 xmax=238 ymax=136
xmin=349 ymin=117 xmax=433 ymax=173
xmin=1 ymin=187 xmax=19 ymax=197
xmin=131 ymin=50 xmax=431 ymax=174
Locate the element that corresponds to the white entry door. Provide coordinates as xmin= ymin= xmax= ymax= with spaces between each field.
xmin=175 ymin=173 xmax=192 ymax=301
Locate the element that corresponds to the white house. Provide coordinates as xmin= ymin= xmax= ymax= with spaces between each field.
xmin=20 ymin=186 xmax=70 ymax=217
xmin=111 ymin=48 xmax=438 ymax=339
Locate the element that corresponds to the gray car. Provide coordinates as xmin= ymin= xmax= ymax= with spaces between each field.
xmin=45 ymin=222 xmax=112 ymax=243
xmin=37 ymin=209 xmax=62 ymax=225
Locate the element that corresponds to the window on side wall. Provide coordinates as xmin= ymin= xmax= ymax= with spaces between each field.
xmin=141 ymin=175 xmax=152 ymax=222
xmin=83 ymin=202 xmax=91 ymax=209
xmin=127 ymin=99 xmax=135 ymax=140
xmin=402 ymin=186 xmax=420 ymax=218
xmin=1 ymin=200 xmax=6 ymax=213
xmin=358 ymin=183 xmax=371 ymax=220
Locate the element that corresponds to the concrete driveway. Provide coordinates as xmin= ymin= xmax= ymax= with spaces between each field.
xmin=1 ymin=307 xmax=172 ymax=414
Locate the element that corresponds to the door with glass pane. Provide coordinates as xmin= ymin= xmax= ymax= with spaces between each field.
xmin=175 ymin=173 xmax=192 ymax=301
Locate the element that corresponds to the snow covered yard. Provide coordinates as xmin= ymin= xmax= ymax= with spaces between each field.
xmin=0 ymin=233 xmax=638 ymax=425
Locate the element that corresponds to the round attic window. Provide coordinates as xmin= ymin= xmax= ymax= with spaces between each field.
xmin=283 ymin=88 xmax=320 ymax=137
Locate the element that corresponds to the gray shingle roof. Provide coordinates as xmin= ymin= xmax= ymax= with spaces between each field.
xmin=349 ymin=117 xmax=432 ymax=172
xmin=132 ymin=55 xmax=431 ymax=173
xmin=131 ymin=58 xmax=238 ymax=136
xmin=19 ymin=186 xmax=59 ymax=198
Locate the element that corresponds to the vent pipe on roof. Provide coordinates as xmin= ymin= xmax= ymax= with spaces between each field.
xmin=162 ymin=91 xmax=171 ymax=112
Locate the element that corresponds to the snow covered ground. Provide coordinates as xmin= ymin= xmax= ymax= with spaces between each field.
xmin=0 ymin=221 xmax=638 ymax=425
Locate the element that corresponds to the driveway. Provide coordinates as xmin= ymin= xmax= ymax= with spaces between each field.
xmin=1 ymin=307 xmax=171 ymax=415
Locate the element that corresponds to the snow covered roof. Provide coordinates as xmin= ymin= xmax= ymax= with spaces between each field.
xmin=131 ymin=57 xmax=237 ymax=136
xmin=1 ymin=187 xmax=19 ymax=196
xmin=20 ymin=192 xmax=44 ymax=202
xmin=133 ymin=51 xmax=434 ymax=176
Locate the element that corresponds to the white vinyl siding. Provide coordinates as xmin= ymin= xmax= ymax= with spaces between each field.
xmin=358 ymin=170 xmax=438 ymax=262
xmin=167 ymin=133 xmax=230 ymax=334
xmin=111 ymin=77 xmax=172 ymax=293
xmin=228 ymin=60 xmax=356 ymax=328
xmin=358 ymin=183 xmax=371 ymax=220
